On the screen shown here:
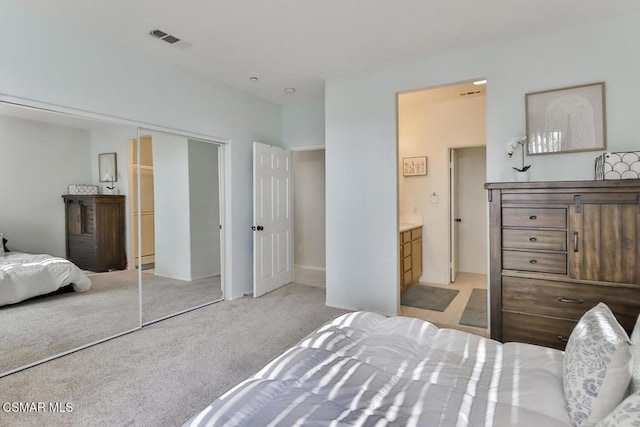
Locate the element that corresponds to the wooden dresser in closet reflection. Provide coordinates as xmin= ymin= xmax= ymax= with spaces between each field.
xmin=485 ymin=180 xmax=640 ymax=350
xmin=62 ymin=195 xmax=126 ymax=272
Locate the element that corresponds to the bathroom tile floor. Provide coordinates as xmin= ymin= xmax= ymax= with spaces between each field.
xmin=400 ymin=272 xmax=489 ymax=337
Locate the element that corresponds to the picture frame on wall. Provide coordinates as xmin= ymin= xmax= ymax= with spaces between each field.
xmin=403 ymin=156 xmax=427 ymax=176
xmin=526 ymin=82 xmax=606 ymax=155
xmin=99 ymin=152 xmax=118 ymax=182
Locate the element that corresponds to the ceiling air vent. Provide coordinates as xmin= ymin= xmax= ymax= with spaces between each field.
xmin=459 ymin=89 xmax=484 ymax=97
xmin=149 ymin=29 xmax=181 ymax=45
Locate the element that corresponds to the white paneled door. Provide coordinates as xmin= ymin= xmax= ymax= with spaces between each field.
xmin=253 ymin=142 xmax=293 ymax=297
xmin=450 ymin=148 xmax=459 ymax=283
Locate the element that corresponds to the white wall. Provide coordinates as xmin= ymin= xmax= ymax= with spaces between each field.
xmin=89 ymin=127 xmax=136 ymax=196
xmin=0 ymin=2 xmax=282 ymax=299
xmin=0 ymin=114 xmax=92 ymax=256
xmin=283 ymin=97 xmax=325 ymax=149
xmin=398 ymin=94 xmax=486 ymax=284
xmin=293 ymin=150 xmax=325 ymax=269
xmin=152 ymin=132 xmax=192 ymax=280
xmin=456 ymin=147 xmax=487 ymax=275
xmin=326 ymin=13 xmax=640 ymax=315
xmin=89 ymin=125 xmax=138 ymax=269
xmin=188 ymin=139 xmax=221 ymax=279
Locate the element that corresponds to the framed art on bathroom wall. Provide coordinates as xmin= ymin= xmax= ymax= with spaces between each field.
xmin=403 ymin=156 xmax=427 ymax=176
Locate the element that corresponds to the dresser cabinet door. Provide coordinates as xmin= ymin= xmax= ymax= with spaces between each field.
xmin=569 ymin=198 xmax=640 ymax=284
xmin=411 ymin=237 xmax=422 ymax=283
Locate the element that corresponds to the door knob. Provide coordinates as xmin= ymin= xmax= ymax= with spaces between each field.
xmin=252 ymin=225 xmax=264 ymax=231
xmin=454 ymin=218 xmax=462 ymax=222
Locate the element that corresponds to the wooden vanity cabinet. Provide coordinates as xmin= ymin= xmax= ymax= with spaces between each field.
xmin=63 ymin=195 xmax=126 ymax=272
xmin=400 ymin=226 xmax=422 ymax=293
xmin=486 ymin=181 xmax=640 ymax=350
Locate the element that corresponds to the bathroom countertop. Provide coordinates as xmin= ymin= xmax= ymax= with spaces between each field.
xmin=399 ymin=222 xmax=423 ymax=232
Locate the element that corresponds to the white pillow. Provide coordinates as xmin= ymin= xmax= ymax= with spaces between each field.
xmin=628 ymin=316 xmax=640 ymax=395
xmin=596 ymin=392 xmax=640 ymax=427
xmin=564 ymin=302 xmax=632 ymax=426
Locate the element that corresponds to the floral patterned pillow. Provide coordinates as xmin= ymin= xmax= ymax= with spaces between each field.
xmin=564 ymin=303 xmax=632 ymax=426
xmin=596 ymin=392 xmax=640 ymax=427
xmin=628 ymin=316 xmax=640 ymax=396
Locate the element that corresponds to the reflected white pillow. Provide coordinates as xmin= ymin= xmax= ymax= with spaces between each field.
xmin=564 ymin=303 xmax=632 ymax=426
xmin=596 ymin=392 xmax=640 ymax=427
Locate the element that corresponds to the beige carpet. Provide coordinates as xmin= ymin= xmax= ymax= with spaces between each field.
xmin=0 ymin=283 xmax=347 ymax=427
xmin=140 ymin=270 xmax=222 ymax=323
xmin=0 ymin=269 xmax=222 ymax=374
xmin=0 ymin=270 xmax=138 ymax=374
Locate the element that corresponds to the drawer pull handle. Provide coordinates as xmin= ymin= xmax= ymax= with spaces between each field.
xmin=558 ymin=297 xmax=584 ymax=304
xmin=529 ymin=237 xmax=537 ymax=242
xmin=529 ymin=259 xmax=538 ymax=264
xmin=557 ymin=335 xmax=569 ymax=343
xmin=529 ymin=215 xmax=537 ymax=220
xmin=574 ymin=231 xmax=579 ymax=253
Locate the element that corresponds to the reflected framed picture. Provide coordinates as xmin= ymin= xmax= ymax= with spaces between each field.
xmin=526 ymin=82 xmax=606 ymax=155
xmin=403 ymin=156 xmax=427 ymax=176
xmin=99 ymin=152 xmax=118 ymax=182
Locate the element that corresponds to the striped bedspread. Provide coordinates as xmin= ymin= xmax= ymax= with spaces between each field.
xmin=185 ymin=311 xmax=571 ymax=426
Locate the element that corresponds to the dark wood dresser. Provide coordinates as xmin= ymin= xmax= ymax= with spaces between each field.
xmin=485 ymin=180 xmax=640 ymax=350
xmin=62 ymin=195 xmax=126 ymax=272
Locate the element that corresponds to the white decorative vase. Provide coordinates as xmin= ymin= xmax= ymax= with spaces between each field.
xmin=515 ymin=170 xmax=529 ymax=182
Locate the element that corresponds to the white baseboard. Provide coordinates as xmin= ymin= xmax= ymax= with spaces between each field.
xmin=326 ymin=302 xmax=362 ymax=312
xmin=189 ymin=272 xmax=222 ymax=281
xmin=293 ymin=265 xmax=325 ymax=287
xmin=294 ymin=264 xmax=326 ymax=272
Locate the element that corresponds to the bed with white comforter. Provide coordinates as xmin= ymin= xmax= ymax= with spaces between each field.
xmin=0 ymin=252 xmax=91 ymax=306
xmin=186 ymin=311 xmax=571 ymax=426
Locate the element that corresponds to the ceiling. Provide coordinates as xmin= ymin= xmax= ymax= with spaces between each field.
xmin=17 ymin=0 xmax=640 ymax=106
xmin=398 ymin=81 xmax=485 ymax=107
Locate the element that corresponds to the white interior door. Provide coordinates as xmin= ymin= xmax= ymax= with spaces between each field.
xmin=456 ymin=147 xmax=487 ymax=275
xmin=450 ymin=149 xmax=459 ymax=282
xmin=253 ymin=141 xmax=293 ymax=297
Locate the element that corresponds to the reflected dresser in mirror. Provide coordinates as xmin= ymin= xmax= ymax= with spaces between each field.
xmin=63 ymin=195 xmax=126 ymax=272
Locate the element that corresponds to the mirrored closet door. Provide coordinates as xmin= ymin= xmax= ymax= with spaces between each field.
xmin=0 ymin=104 xmax=226 ymax=378
xmin=0 ymin=103 xmax=141 ymax=376
xmin=135 ymin=129 xmax=224 ymax=324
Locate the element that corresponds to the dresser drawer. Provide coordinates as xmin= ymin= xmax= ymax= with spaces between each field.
xmin=502 ymin=229 xmax=566 ymax=251
xmin=502 ymin=208 xmax=566 ymax=229
xmin=503 ymin=276 xmax=640 ymax=333
xmin=401 ymin=231 xmax=412 ymax=244
xmin=503 ymin=312 xmax=576 ymax=350
xmin=502 ymin=250 xmax=566 ymax=274
xmin=68 ymin=235 xmax=97 ymax=269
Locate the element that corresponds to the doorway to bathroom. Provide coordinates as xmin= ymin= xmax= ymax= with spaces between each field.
xmin=397 ymin=79 xmax=488 ymax=335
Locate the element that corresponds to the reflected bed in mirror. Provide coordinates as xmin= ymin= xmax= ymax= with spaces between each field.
xmin=0 ymin=102 xmax=140 ymax=376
